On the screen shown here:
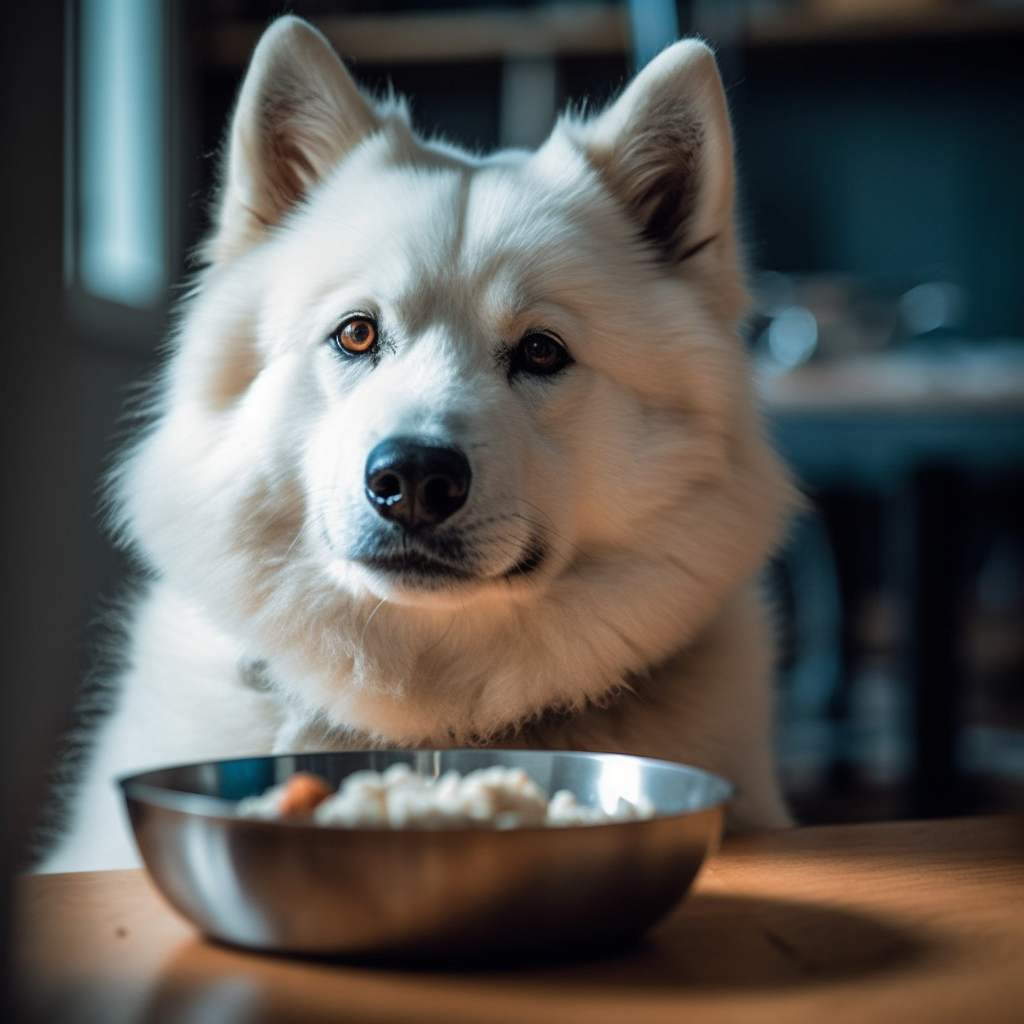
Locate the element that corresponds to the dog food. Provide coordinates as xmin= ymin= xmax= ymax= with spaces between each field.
xmin=236 ymin=763 xmax=655 ymax=829
xmin=275 ymin=771 xmax=335 ymax=816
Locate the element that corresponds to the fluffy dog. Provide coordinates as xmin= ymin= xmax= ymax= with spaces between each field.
xmin=44 ymin=16 xmax=796 ymax=871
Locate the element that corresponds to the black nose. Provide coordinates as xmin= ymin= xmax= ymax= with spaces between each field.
xmin=364 ymin=437 xmax=471 ymax=531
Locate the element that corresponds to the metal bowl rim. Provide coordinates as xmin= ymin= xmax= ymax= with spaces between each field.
xmin=118 ymin=748 xmax=735 ymax=834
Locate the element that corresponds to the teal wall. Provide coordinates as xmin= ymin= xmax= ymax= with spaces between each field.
xmin=734 ymin=34 xmax=1024 ymax=338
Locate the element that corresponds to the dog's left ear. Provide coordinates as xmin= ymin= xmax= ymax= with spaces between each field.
xmin=207 ymin=16 xmax=383 ymax=262
xmin=578 ymin=41 xmax=735 ymax=264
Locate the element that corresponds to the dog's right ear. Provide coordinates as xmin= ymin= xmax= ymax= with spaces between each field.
xmin=206 ymin=16 xmax=382 ymax=263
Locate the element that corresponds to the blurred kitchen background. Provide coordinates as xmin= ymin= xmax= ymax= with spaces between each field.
xmin=5 ymin=0 xmax=1024 ymax=870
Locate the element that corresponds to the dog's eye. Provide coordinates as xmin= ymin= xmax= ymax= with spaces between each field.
xmin=511 ymin=332 xmax=572 ymax=377
xmin=329 ymin=317 xmax=378 ymax=356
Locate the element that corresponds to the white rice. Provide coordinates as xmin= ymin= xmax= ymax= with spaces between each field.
xmin=236 ymin=763 xmax=655 ymax=829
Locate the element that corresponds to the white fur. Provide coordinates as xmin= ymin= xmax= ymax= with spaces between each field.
xmin=43 ymin=18 xmax=797 ymax=872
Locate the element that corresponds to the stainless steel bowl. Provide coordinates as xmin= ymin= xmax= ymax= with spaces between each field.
xmin=120 ymin=749 xmax=732 ymax=961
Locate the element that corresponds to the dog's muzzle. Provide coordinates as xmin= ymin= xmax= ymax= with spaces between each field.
xmin=364 ymin=436 xmax=471 ymax=533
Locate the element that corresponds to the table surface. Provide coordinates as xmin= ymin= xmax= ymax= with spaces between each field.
xmin=15 ymin=815 xmax=1024 ymax=1024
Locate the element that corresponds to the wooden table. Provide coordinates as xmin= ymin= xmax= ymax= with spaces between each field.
xmin=15 ymin=816 xmax=1024 ymax=1024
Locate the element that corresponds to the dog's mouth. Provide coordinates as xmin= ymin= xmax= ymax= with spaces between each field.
xmin=361 ymin=550 xmax=473 ymax=581
xmin=502 ymin=542 xmax=546 ymax=578
xmin=352 ymin=538 xmax=545 ymax=589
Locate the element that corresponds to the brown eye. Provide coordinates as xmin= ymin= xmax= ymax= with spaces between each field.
xmin=510 ymin=332 xmax=571 ymax=377
xmin=331 ymin=317 xmax=378 ymax=356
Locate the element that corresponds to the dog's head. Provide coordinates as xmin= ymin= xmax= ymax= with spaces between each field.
xmin=116 ymin=17 xmax=794 ymax=743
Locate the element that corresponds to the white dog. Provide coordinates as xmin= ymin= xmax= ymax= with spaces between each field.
xmin=44 ymin=16 xmax=796 ymax=871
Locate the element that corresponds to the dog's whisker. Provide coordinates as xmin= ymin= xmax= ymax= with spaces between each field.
xmin=359 ymin=596 xmax=388 ymax=647
xmin=505 ymin=502 xmax=588 ymax=562
xmin=283 ymin=518 xmax=316 ymax=558
xmin=416 ymin=610 xmax=458 ymax=658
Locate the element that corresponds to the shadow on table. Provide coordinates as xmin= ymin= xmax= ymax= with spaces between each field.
xmin=543 ymin=890 xmax=931 ymax=990
xmin=123 ymin=892 xmax=934 ymax=1024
